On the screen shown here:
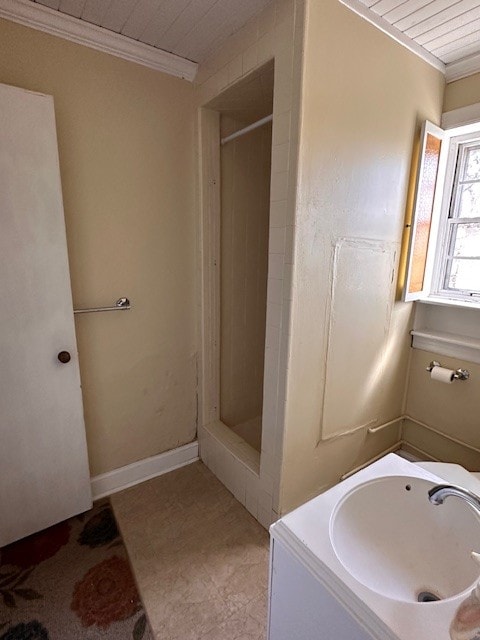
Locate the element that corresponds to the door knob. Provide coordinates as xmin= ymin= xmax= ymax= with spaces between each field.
xmin=57 ymin=351 xmax=71 ymax=364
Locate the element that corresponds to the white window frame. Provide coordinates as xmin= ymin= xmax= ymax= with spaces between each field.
xmin=405 ymin=120 xmax=480 ymax=309
xmin=431 ymin=132 xmax=480 ymax=303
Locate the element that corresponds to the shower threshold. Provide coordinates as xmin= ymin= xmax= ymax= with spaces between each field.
xmin=203 ymin=421 xmax=261 ymax=475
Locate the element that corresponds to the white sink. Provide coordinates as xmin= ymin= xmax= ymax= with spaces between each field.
xmin=330 ymin=475 xmax=480 ymax=603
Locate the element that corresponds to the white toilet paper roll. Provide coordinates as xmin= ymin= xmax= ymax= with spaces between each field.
xmin=431 ymin=365 xmax=455 ymax=384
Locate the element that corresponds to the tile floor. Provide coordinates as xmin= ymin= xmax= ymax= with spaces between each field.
xmin=111 ymin=461 xmax=270 ymax=640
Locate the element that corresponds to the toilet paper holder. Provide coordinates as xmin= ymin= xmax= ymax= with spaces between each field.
xmin=426 ymin=361 xmax=470 ymax=381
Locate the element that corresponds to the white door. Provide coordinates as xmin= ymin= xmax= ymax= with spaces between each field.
xmin=0 ymin=83 xmax=92 ymax=547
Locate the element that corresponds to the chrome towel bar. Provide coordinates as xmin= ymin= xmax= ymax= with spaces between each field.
xmin=74 ymin=297 xmax=131 ymax=315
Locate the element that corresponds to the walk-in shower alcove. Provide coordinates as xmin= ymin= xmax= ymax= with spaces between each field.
xmin=203 ymin=60 xmax=274 ymax=461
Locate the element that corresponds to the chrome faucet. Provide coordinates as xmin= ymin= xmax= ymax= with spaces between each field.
xmin=428 ymin=484 xmax=480 ymax=513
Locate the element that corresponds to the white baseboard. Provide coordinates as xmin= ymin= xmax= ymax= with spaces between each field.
xmin=91 ymin=441 xmax=199 ymax=500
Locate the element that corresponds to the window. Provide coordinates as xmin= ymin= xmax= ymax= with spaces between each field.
xmin=403 ymin=120 xmax=480 ymax=307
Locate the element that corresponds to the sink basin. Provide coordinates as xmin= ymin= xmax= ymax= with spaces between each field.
xmin=330 ymin=475 xmax=480 ymax=603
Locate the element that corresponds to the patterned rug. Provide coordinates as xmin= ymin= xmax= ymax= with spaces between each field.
xmin=0 ymin=500 xmax=153 ymax=640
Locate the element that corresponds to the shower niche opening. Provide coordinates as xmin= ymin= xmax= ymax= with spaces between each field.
xmin=205 ymin=60 xmax=274 ymax=467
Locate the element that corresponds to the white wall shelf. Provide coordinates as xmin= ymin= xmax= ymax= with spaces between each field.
xmin=412 ymin=301 xmax=480 ymax=364
xmin=411 ymin=329 xmax=480 ymax=365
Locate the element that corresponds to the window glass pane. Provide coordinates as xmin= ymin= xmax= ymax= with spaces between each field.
xmin=449 ymin=223 xmax=480 ymax=258
xmin=456 ymin=183 xmax=480 ymax=218
xmin=463 ymin=146 xmax=480 ymax=181
xmin=446 ymin=258 xmax=480 ymax=292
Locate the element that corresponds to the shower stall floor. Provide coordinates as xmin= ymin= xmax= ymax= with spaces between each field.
xmin=230 ymin=416 xmax=262 ymax=452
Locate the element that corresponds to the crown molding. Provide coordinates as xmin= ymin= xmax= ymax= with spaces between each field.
xmin=0 ymin=0 xmax=198 ymax=81
xmin=446 ymin=52 xmax=480 ymax=84
xmin=339 ymin=0 xmax=445 ymax=75
xmin=340 ymin=0 xmax=480 ymax=83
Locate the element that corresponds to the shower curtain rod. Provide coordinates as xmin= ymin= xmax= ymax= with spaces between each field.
xmin=220 ymin=114 xmax=273 ymax=146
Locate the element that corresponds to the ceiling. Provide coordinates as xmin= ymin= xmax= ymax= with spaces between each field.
xmin=360 ymin=0 xmax=480 ymax=65
xmin=343 ymin=0 xmax=480 ymax=81
xmin=2 ymin=0 xmax=480 ymax=82
xmin=31 ymin=0 xmax=271 ymax=63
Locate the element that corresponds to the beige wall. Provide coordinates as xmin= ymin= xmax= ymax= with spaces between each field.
xmin=407 ymin=64 xmax=480 ymax=469
xmin=0 ymin=19 xmax=197 ymax=476
xmin=220 ymin=118 xmax=271 ymax=429
xmin=404 ymin=350 xmax=480 ymax=469
xmin=444 ymin=72 xmax=480 ymax=112
xmin=279 ymin=0 xmax=445 ymax=512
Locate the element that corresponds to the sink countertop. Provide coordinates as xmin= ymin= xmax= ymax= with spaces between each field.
xmin=270 ymin=454 xmax=475 ymax=640
xmin=415 ymin=461 xmax=480 ymax=495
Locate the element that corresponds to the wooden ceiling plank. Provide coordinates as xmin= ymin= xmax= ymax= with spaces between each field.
xmin=382 ymin=0 xmax=431 ymax=24
xmin=140 ymin=0 xmax=191 ymax=47
xmin=446 ymin=50 xmax=480 ymax=80
xmin=100 ymin=0 xmax=140 ymax=32
xmin=442 ymin=38 xmax=480 ymax=63
xmin=58 ymin=0 xmax=86 ymax=18
xmin=369 ymin=0 xmax=408 ymax=17
xmin=431 ymin=26 xmax=480 ymax=58
xmin=414 ymin=1 xmax=480 ymax=42
xmin=159 ymin=0 xmax=219 ymax=54
xmin=401 ymin=0 xmax=478 ymax=35
xmin=192 ymin=0 xmax=269 ymax=62
xmin=121 ymin=0 xmax=162 ymax=40
xmin=81 ymin=0 xmax=111 ymax=25
xmin=421 ymin=13 xmax=480 ymax=48
xmin=173 ymin=0 xmax=233 ymax=60
xmin=36 ymin=0 xmax=61 ymax=10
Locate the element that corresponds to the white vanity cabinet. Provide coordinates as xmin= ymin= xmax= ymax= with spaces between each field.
xmin=268 ymin=538 xmax=373 ymax=640
xmin=267 ymin=454 xmax=468 ymax=640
